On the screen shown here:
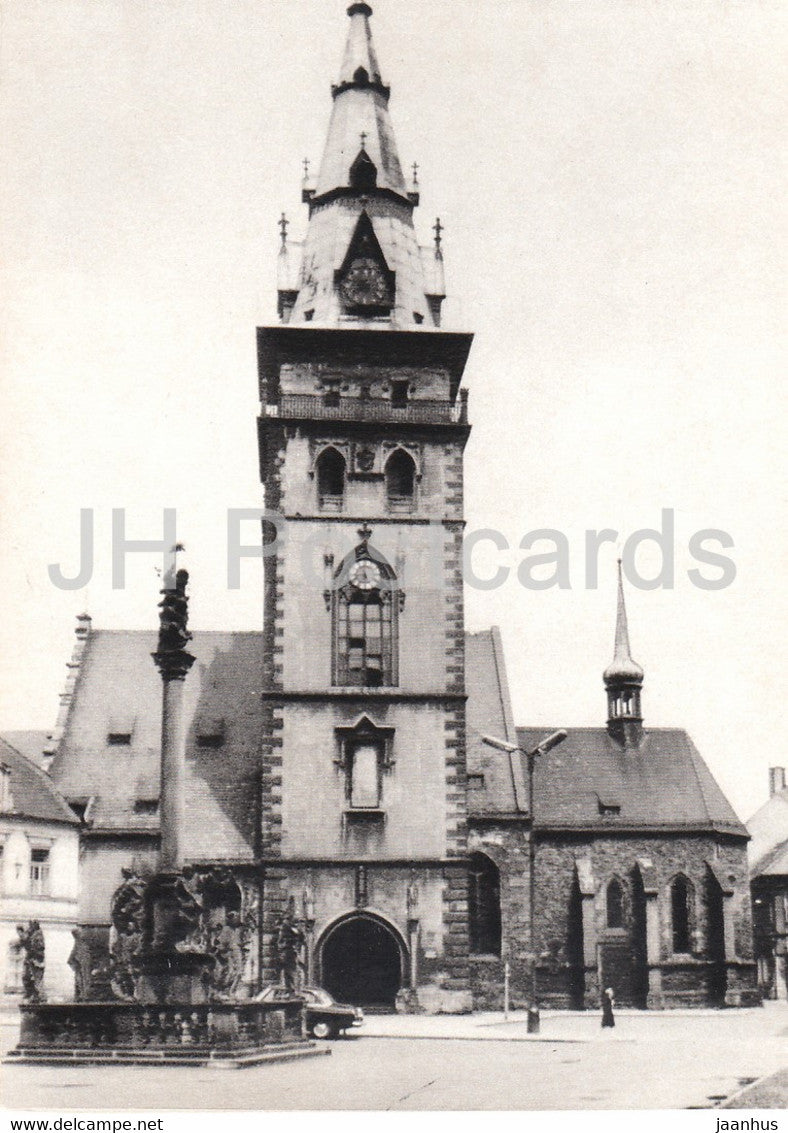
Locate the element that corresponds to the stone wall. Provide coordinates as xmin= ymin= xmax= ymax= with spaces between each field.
xmin=466 ymin=823 xmax=759 ymax=1009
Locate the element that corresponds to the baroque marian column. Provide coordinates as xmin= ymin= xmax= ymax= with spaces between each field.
xmin=152 ymin=568 xmax=196 ymax=872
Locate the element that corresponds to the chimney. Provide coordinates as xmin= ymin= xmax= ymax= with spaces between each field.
xmin=769 ymin=767 xmax=786 ymax=796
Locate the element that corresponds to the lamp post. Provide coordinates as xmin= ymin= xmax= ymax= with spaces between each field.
xmin=482 ymin=729 xmax=568 ymax=1034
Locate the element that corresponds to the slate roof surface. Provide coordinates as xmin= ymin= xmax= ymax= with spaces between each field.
xmin=0 ymin=737 xmax=78 ymax=826
xmin=49 ymin=631 xmax=265 ymax=861
xmin=505 ymin=727 xmax=745 ymax=835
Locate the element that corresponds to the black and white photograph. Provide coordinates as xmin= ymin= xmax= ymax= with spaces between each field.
xmin=0 ymin=0 xmax=785 ymax=1120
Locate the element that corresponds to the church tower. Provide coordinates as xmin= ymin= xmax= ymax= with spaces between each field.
xmin=257 ymin=3 xmax=474 ymax=1011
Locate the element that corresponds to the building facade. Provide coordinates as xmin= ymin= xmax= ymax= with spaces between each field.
xmin=0 ymin=737 xmax=80 ymax=1002
xmin=467 ymin=570 xmax=759 ymax=1010
xmin=44 ymin=2 xmax=758 ymax=1013
xmin=748 ymin=768 xmax=788 ymax=1001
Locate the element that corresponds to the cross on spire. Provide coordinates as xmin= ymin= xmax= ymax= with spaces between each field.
xmin=302 ymin=157 xmax=310 ymax=181
xmin=412 ymin=161 xmax=419 ymax=186
xmin=279 ymin=212 xmax=289 ymax=248
xmin=357 ymin=521 xmax=373 ymax=545
xmin=360 ymin=131 xmax=368 ymax=148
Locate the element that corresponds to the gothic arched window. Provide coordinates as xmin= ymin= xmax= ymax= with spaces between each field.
xmin=468 ymin=852 xmax=501 ymax=957
xmin=316 ymin=447 xmax=346 ymax=512
xmin=385 ymin=450 xmax=416 ymax=513
xmin=606 ymin=878 xmax=625 ymax=929
xmin=671 ymin=875 xmax=692 ymax=953
xmin=332 ymin=544 xmax=399 ymax=688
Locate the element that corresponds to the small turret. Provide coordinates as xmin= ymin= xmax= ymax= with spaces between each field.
xmin=604 ymin=561 xmax=644 ymax=746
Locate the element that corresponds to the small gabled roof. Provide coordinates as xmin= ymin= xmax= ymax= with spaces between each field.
xmin=0 ymin=737 xmax=78 ymax=826
xmin=747 ymin=787 xmax=788 ymax=876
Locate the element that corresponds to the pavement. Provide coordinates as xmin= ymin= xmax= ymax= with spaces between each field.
xmin=1 ymin=1001 xmax=786 ymax=1111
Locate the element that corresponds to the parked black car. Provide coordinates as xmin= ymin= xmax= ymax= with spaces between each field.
xmin=254 ymin=985 xmax=364 ymax=1039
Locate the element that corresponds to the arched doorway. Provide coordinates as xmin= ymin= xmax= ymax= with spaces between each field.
xmin=319 ymin=913 xmax=406 ymax=1008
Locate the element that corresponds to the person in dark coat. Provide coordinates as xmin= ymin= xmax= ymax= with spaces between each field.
xmin=601 ymin=986 xmax=615 ymax=1028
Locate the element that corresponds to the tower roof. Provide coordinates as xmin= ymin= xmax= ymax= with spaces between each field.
xmin=337 ymin=4 xmax=384 ymax=89
xmin=603 ymin=561 xmax=644 ymax=685
xmin=281 ymin=3 xmax=447 ymax=330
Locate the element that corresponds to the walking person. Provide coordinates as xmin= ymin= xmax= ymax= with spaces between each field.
xmin=601 ymin=986 xmax=615 ymax=1028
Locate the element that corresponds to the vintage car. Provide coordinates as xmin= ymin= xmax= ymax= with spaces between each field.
xmin=254 ymin=985 xmax=364 ymax=1039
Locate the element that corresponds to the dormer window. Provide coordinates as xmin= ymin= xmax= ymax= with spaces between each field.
xmin=196 ymin=717 xmax=226 ymax=748
xmin=133 ymin=798 xmax=159 ymax=816
xmin=349 ymin=148 xmax=377 ymax=192
xmin=107 ymin=716 xmax=134 ymax=745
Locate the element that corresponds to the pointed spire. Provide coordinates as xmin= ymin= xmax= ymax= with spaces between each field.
xmin=316 ymin=2 xmax=404 ymax=200
xmin=604 ymin=562 xmax=644 ymax=745
xmin=336 ymin=4 xmax=384 ymax=91
xmin=283 ymin=3 xmax=444 ymax=328
xmin=604 ymin=561 xmax=644 ymax=685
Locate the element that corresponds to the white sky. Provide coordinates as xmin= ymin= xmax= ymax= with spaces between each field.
xmin=0 ymin=0 xmax=785 ymax=822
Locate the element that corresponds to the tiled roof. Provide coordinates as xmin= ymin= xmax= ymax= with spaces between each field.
xmin=747 ymin=788 xmax=788 ymax=876
xmin=0 ymin=737 xmax=78 ymax=826
xmin=0 ymin=731 xmax=50 ymax=767
xmin=468 ymin=726 xmax=745 ymax=836
xmin=49 ymin=631 xmax=265 ymax=861
xmin=465 ymin=629 xmax=523 ymax=812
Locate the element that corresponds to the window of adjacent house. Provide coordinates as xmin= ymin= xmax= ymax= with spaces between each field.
xmin=323 ymin=386 xmax=341 ymax=408
xmin=316 ymin=447 xmax=346 ymax=512
xmin=468 ymin=852 xmax=502 ymax=956
xmin=385 ymin=449 xmax=416 ymax=513
xmin=107 ymin=732 xmax=132 ymax=745
xmin=30 ymin=848 xmax=50 ymax=896
xmin=671 ymin=875 xmax=692 ymax=952
xmin=133 ymin=799 xmax=159 ymax=816
xmin=606 ymin=878 xmax=625 ymax=928
xmin=349 ymin=743 xmax=382 ymax=809
xmin=467 ymin=773 xmax=485 ymax=790
xmin=335 ymin=589 xmax=395 ymax=687
xmin=391 ymin=381 xmax=409 ymax=409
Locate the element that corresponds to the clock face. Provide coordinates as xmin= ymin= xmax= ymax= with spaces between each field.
xmin=340 ymin=257 xmax=391 ymax=309
xmin=349 ymin=559 xmax=382 ymax=591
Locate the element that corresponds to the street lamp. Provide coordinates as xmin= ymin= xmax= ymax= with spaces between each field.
xmin=482 ymin=729 xmax=568 ymax=1033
